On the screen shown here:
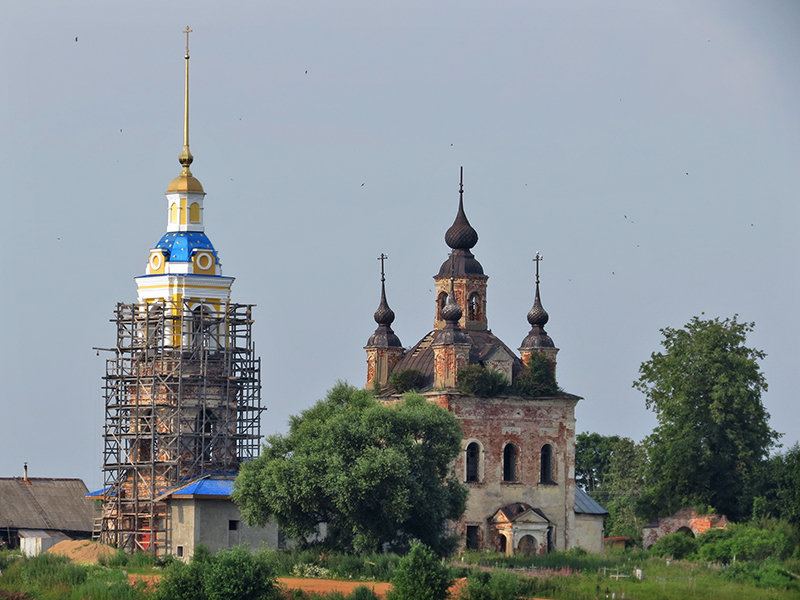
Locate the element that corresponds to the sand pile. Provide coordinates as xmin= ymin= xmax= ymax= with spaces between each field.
xmin=46 ymin=539 xmax=117 ymax=564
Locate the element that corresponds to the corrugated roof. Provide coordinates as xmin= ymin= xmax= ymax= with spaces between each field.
xmin=574 ymin=487 xmax=609 ymax=515
xmin=0 ymin=478 xmax=95 ymax=532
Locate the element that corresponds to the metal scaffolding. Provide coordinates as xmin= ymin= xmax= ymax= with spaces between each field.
xmin=99 ymin=300 xmax=262 ymax=554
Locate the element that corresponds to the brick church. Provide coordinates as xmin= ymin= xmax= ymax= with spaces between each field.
xmin=365 ymin=171 xmax=606 ymax=555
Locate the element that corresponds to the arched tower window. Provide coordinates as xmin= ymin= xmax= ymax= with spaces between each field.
xmin=189 ymin=202 xmax=201 ymax=223
xmin=466 ymin=442 xmax=480 ymax=482
xmin=436 ymin=291 xmax=448 ymax=320
xmin=503 ymin=443 xmax=517 ymax=482
xmin=540 ymin=444 xmax=553 ymax=483
xmin=467 ymin=292 xmax=481 ymax=320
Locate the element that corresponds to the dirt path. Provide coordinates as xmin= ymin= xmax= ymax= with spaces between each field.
xmin=278 ymin=577 xmax=392 ymax=598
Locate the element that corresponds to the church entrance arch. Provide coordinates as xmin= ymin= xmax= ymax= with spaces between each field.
xmin=517 ymin=535 xmax=536 ymax=556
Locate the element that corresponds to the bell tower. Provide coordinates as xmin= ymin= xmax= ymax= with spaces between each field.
xmin=99 ymin=29 xmax=262 ymax=555
xmin=433 ymin=168 xmax=489 ymax=332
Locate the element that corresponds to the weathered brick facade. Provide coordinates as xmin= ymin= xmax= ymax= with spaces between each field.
xmin=364 ymin=175 xmax=598 ymax=554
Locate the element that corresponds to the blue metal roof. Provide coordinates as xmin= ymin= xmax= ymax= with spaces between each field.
xmin=155 ymin=231 xmax=218 ymax=262
xmin=169 ymin=477 xmax=234 ymax=497
xmin=574 ymin=487 xmax=609 ymax=515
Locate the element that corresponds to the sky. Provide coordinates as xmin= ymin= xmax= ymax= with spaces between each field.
xmin=1 ymin=1 xmax=798 ymax=490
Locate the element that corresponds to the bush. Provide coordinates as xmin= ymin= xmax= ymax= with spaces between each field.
xmin=648 ymin=531 xmax=698 ymax=560
xmin=696 ymin=521 xmax=799 ymax=564
xmin=457 ymin=365 xmax=508 ymax=398
xmin=512 ymin=354 xmax=557 ymax=397
xmin=100 ymin=549 xmax=129 ymax=567
xmin=459 ymin=570 xmax=522 ymax=600
xmin=388 ymin=542 xmax=452 ymax=600
xmin=388 ymin=370 xmax=425 ymax=393
xmin=155 ymin=546 xmax=280 ymax=600
xmin=204 ymin=547 xmax=280 ymax=600
xmin=153 ymin=559 xmax=205 ymax=600
xmin=347 ymin=586 xmax=380 ymax=600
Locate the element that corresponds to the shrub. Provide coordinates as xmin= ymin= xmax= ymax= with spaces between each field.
xmin=459 ymin=570 xmax=522 ymax=600
xmin=204 ymin=546 xmax=281 ymax=600
xmin=98 ymin=549 xmax=127 ymax=567
xmin=457 ymin=365 xmax=508 ymax=398
xmin=152 ymin=559 xmax=205 ymax=600
xmin=388 ymin=542 xmax=452 ymax=600
xmin=127 ymin=551 xmax=155 ymax=570
xmin=388 ymin=370 xmax=425 ymax=393
xmin=347 ymin=586 xmax=380 ymax=600
xmin=648 ymin=531 xmax=698 ymax=560
xmin=512 ymin=353 xmax=557 ymax=397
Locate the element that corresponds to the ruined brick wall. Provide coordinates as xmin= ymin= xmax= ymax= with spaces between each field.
xmin=642 ymin=509 xmax=729 ymax=549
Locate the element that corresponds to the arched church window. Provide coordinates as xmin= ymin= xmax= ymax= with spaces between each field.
xmin=190 ymin=304 xmax=218 ymax=350
xmin=540 ymin=444 xmax=554 ymax=483
xmin=189 ymin=202 xmax=201 ymax=223
xmin=468 ymin=292 xmax=481 ymax=320
xmin=437 ymin=291 xmax=448 ymax=320
xmin=466 ymin=442 xmax=480 ymax=482
xmin=503 ymin=443 xmax=517 ymax=482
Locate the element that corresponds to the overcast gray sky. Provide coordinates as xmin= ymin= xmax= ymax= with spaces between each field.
xmin=2 ymin=1 xmax=798 ymax=490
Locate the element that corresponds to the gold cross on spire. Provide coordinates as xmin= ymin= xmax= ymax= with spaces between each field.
xmin=183 ymin=26 xmax=192 ymax=58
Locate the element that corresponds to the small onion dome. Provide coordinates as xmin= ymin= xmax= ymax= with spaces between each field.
xmin=366 ymin=280 xmax=402 ymax=348
xmin=445 ymin=197 xmax=478 ymax=250
xmin=520 ymin=283 xmax=554 ymax=349
xmin=441 ymin=290 xmax=463 ymax=323
xmin=434 ymin=280 xmax=469 ymax=345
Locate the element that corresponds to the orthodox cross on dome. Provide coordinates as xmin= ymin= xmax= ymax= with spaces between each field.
xmin=180 ymin=26 xmax=193 ymax=171
xmin=533 ymin=251 xmax=543 ymax=285
xmin=378 ymin=252 xmax=388 ymax=282
xmin=459 ymin=166 xmax=464 ymax=202
xmin=183 ymin=26 xmax=192 ymax=57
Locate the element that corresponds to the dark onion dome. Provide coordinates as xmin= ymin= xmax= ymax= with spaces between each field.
xmin=366 ymin=278 xmax=402 ymax=348
xmin=374 ymin=281 xmax=395 ymax=326
xmin=436 ymin=249 xmax=485 ymax=278
xmin=434 ymin=280 xmax=469 ymax=345
xmin=520 ymin=283 xmax=554 ymax=349
xmin=441 ymin=291 xmax=463 ymax=323
xmin=445 ymin=196 xmax=479 ymax=251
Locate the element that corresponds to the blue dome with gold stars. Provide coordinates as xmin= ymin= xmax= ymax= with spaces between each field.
xmin=155 ymin=231 xmax=218 ymax=262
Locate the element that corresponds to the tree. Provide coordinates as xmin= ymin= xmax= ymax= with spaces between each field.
xmin=574 ymin=432 xmax=624 ymax=494
xmin=602 ymin=438 xmax=647 ymax=543
xmin=753 ymin=444 xmax=800 ymax=526
xmin=633 ymin=315 xmax=778 ymax=521
xmin=232 ymin=382 xmax=467 ymax=555
xmin=512 ymin=352 xmax=558 ymax=397
xmin=457 ymin=364 xmax=508 ymax=397
xmin=388 ymin=541 xmax=453 ymax=600
xmin=575 ymin=433 xmax=646 ymax=543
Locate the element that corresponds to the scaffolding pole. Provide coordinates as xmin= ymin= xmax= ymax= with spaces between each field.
xmin=98 ymin=300 xmax=262 ymax=554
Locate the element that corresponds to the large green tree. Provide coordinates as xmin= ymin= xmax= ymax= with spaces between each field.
xmin=633 ymin=315 xmax=778 ymax=521
xmin=232 ymin=383 xmax=467 ymax=555
xmin=575 ymin=432 xmax=624 ymax=494
xmin=576 ymin=433 xmax=646 ymax=543
xmin=753 ymin=444 xmax=800 ymax=526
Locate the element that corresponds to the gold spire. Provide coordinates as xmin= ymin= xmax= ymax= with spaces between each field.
xmin=167 ymin=26 xmax=204 ymax=193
